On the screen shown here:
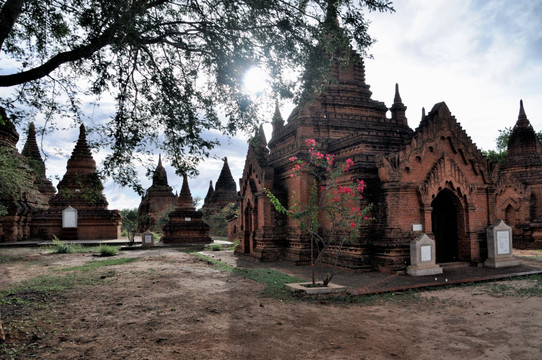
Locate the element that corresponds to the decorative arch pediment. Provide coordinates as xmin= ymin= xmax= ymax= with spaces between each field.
xmin=418 ymin=155 xmax=472 ymax=205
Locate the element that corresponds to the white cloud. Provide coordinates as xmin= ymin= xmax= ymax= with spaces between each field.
xmin=365 ymin=0 xmax=542 ymax=151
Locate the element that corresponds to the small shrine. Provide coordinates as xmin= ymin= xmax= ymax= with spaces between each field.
xmin=161 ymin=174 xmax=211 ymax=244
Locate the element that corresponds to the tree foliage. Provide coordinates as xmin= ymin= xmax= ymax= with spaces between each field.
xmin=0 ymin=0 xmax=393 ymax=191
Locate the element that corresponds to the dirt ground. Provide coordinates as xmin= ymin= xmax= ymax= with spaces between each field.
xmin=1 ymin=247 xmax=542 ymax=359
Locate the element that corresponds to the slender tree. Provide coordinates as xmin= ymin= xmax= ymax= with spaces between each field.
xmin=0 ymin=0 xmax=393 ymax=191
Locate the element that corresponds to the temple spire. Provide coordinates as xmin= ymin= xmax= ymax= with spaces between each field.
xmin=203 ymin=180 xmax=215 ymax=207
xmin=271 ymin=99 xmax=284 ymax=140
xmin=22 ymin=122 xmax=56 ymax=198
xmin=66 ymin=124 xmax=96 ymax=175
xmin=390 ymin=83 xmax=407 ymax=126
xmin=393 ymin=83 xmax=402 ymax=104
xmin=177 ymin=174 xmax=195 ymax=210
xmin=515 ymin=99 xmax=530 ymax=129
xmin=22 ymin=123 xmax=42 ymax=163
xmin=152 ymin=154 xmax=169 ymax=187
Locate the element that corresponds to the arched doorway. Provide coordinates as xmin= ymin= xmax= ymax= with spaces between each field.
xmin=243 ymin=203 xmax=252 ymax=254
xmin=431 ymin=189 xmax=463 ymax=263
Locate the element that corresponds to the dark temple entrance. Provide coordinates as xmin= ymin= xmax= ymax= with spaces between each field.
xmin=431 ymin=189 xmax=462 ymax=263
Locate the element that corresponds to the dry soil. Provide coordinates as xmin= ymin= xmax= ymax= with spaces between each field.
xmin=1 ymin=247 xmax=541 ymax=359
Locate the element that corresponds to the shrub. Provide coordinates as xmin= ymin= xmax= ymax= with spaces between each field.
xmin=98 ymin=244 xmax=119 ymax=257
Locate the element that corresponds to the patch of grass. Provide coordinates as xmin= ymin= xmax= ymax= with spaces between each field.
xmin=59 ymin=257 xmax=138 ymax=272
xmin=0 ymin=272 xmax=102 ymax=308
xmin=97 ymin=244 xmax=119 ymax=257
xmin=210 ymin=244 xmax=222 ymax=251
xmin=484 ymin=274 xmax=542 ymax=297
xmin=177 ymin=248 xmax=201 ymax=254
xmin=195 ymin=253 xmax=304 ymax=300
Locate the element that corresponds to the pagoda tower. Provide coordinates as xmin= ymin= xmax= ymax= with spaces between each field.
xmin=161 ymin=174 xmax=211 ymax=244
xmin=137 ymin=154 xmax=177 ymax=232
xmin=33 ymin=124 xmax=120 ymax=240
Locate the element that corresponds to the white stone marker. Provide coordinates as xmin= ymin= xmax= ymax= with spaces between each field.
xmin=485 ymin=219 xmax=520 ymax=268
xmin=62 ymin=206 xmax=78 ymax=228
xmin=407 ymin=233 xmax=443 ymax=276
xmin=142 ymin=230 xmax=155 ymax=247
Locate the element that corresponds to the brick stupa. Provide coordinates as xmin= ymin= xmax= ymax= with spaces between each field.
xmin=33 ymin=124 xmax=120 ymax=240
xmin=137 ymin=154 xmax=177 ymax=232
xmin=161 ymin=174 xmax=211 ymax=244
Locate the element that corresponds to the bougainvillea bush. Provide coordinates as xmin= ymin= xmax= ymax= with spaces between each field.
xmin=266 ymin=139 xmax=372 ymax=286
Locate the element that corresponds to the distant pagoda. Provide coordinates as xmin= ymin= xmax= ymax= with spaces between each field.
xmin=202 ymin=157 xmax=238 ymax=210
xmin=137 ymin=154 xmax=177 ymax=232
xmin=161 ymin=174 xmax=211 ymax=244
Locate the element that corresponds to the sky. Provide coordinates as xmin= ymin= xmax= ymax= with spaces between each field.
xmin=5 ymin=0 xmax=542 ymax=210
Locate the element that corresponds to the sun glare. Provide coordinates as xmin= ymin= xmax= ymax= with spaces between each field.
xmin=242 ymin=67 xmax=270 ymax=97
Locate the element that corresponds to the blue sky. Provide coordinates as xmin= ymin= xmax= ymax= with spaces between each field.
xmin=4 ymin=0 xmax=542 ymax=210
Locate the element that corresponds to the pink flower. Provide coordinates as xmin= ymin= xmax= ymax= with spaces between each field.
xmin=325 ymin=154 xmax=335 ymax=166
xmin=342 ymin=158 xmax=354 ymax=172
xmin=289 ymin=174 xmax=294 ymax=178
xmin=305 ymin=139 xmax=316 ymax=147
xmin=364 ymin=216 xmax=370 ymax=220
xmin=289 ymin=156 xmax=298 ymax=162
xmin=338 ymin=185 xmax=353 ymax=195
xmin=290 ymin=210 xmax=294 ymax=214
xmin=350 ymin=222 xmax=356 ymax=228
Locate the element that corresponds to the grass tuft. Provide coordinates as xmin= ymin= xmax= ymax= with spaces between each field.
xmin=98 ymin=244 xmax=119 ymax=257
xmin=210 ymin=244 xmax=222 ymax=251
xmin=50 ymin=237 xmax=81 ymax=254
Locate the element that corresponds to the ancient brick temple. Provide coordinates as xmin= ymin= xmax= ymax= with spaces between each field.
xmin=231 ymin=20 xmax=542 ymax=272
xmin=0 ymin=111 xmax=52 ymax=242
xmin=202 ymin=157 xmax=238 ymax=210
xmin=137 ymin=154 xmax=177 ymax=232
xmin=31 ymin=124 xmax=120 ymax=240
xmin=162 ymin=174 xmax=211 ymax=244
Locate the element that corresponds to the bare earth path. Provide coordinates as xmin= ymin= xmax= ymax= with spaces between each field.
xmin=1 ymin=248 xmax=541 ymax=359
